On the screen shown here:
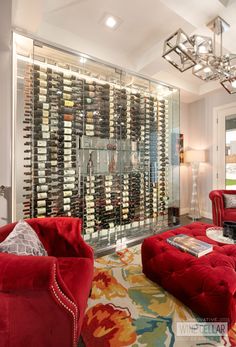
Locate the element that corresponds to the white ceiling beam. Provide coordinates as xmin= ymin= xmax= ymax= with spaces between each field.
xmin=37 ymin=22 xmax=134 ymax=70
xmin=153 ymin=70 xmax=200 ymax=94
xmin=158 ymin=0 xmax=224 ymax=27
xmin=199 ymin=81 xmax=221 ymax=95
xmin=12 ymin=0 xmax=44 ymax=32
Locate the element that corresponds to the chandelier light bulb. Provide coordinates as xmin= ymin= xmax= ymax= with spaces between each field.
xmin=198 ymin=46 xmax=207 ymax=54
xmin=231 ymin=80 xmax=236 ymax=88
xmin=195 ymin=64 xmax=202 ymax=69
xmin=179 ymin=43 xmax=187 ymax=52
xmin=203 ymin=67 xmax=211 ymax=73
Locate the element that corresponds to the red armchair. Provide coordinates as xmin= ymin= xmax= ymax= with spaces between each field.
xmin=209 ymin=190 xmax=236 ymax=226
xmin=0 ymin=217 xmax=94 ymax=347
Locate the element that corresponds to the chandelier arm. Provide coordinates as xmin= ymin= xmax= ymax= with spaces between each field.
xmin=213 ymin=31 xmax=216 ymax=55
xmin=220 ymin=30 xmax=222 ymax=57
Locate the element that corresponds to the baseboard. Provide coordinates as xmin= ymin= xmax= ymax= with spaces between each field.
xmin=180 ymin=208 xmax=189 ymax=215
xmin=180 ymin=208 xmax=212 ymax=220
xmin=201 ymin=210 xmax=212 ymax=220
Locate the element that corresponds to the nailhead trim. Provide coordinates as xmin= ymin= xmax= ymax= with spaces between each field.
xmin=54 ymin=272 xmax=78 ymax=312
xmin=51 ymin=264 xmax=78 ymax=347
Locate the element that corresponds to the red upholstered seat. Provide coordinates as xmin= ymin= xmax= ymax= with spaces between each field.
xmin=142 ymin=222 xmax=236 ymax=328
xmin=209 ymin=190 xmax=236 ymax=226
xmin=0 ymin=217 xmax=94 ymax=347
xmin=224 ymin=208 xmax=236 ymax=222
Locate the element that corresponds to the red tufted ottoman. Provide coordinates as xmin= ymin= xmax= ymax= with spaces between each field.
xmin=142 ymin=222 xmax=236 ymax=328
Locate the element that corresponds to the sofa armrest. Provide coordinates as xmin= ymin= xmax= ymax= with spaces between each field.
xmin=0 ymin=253 xmax=79 ymax=347
xmin=209 ymin=190 xmax=225 ymax=226
xmin=0 ymin=253 xmax=57 ymax=292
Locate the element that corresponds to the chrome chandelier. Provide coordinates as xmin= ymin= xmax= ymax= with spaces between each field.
xmin=163 ymin=16 xmax=236 ymax=94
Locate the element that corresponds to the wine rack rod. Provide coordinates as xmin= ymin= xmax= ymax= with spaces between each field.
xmin=17 ymin=54 xmax=173 ymax=99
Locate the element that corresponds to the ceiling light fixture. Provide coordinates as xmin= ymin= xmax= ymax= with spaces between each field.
xmin=101 ymin=13 xmax=122 ymax=30
xmin=105 ymin=16 xmax=117 ymax=28
xmin=162 ymin=16 xmax=236 ymax=94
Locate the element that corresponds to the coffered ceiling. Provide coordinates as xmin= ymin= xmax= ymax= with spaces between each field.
xmin=12 ymin=0 xmax=236 ymax=102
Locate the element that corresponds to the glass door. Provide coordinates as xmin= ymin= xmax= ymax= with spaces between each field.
xmin=225 ymin=115 xmax=236 ymax=189
xmin=214 ymin=106 xmax=236 ymax=189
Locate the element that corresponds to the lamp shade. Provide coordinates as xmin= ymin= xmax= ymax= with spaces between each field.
xmin=185 ymin=150 xmax=205 ymax=163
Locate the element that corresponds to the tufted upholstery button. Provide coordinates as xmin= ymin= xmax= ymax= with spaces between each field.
xmin=160 ymin=247 xmax=167 ymax=252
xmin=142 ymin=222 xmax=236 ymax=328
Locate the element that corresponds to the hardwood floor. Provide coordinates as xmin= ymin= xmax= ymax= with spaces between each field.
xmin=180 ymin=214 xmax=212 ymax=226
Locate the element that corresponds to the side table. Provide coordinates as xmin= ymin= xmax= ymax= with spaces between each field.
xmin=206 ymin=226 xmax=235 ymax=244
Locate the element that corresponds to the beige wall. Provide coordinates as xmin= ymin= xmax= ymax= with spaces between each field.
xmin=0 ymin=0 xmax=12 ymax=226
xmin=180 ymin=101 xmax=191 ymax=215
xmin=186 ymin=88 xmax=236 ymax=218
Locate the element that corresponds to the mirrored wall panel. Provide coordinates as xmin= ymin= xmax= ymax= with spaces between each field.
xmin=13 ymin=33 xmax=180 ymax=251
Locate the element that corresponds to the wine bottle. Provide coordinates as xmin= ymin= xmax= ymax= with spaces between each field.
xmin=33 ymin=71 xmax=47 ymax=80
xmin=34 ymin=79 xmax=48 ymax=88
xmin=87 ymin=151 xmax=93 ymax=176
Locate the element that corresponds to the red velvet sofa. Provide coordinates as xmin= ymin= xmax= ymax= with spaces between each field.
xmin=0 ymin=217 xmax=94 ymax=347
xmin=142 ymin=222 xmax=236 ymax=328
xmin=209 ymin=190 xmax=236 ymax=226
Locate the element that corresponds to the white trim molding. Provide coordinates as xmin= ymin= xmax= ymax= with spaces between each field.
xmin=212 ymin=101 xmax=236 ymax=190
xmin=201 ymin=210 xmax=212 ymax=220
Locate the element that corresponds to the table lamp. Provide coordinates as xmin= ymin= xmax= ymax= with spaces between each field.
xmin=185 ymin=149 xmax=206 ymax=220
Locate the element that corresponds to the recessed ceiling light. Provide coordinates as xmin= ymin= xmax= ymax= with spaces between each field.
xmin=100 ymin=13 xmax=122 ymax=30
xmin=105 ymin=16 xmax=117 ymax=28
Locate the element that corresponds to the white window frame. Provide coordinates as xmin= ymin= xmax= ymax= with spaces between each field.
xmin=212 ymin=102 xmax=236 ymax=190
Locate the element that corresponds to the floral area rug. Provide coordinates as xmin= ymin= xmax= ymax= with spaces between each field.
xmin=81 ymin=245 xmax=236 ymax=347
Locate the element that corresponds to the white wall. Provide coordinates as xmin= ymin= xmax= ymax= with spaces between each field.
xmin=0 ymin=0 xmax=12 ymax=226
xmin=230 ymin=141 xmax=236 ymax=154
xmin=188 ymin=88 xmax=236 ymax=218
xmin=180 ymin=101 xmax=191 ymax=215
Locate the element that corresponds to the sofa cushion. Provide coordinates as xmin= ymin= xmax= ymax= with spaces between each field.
xmin=224 ymin=194 xmax=236 ymax=208
xmin=0 ymin=220 xmax=47 ymax=256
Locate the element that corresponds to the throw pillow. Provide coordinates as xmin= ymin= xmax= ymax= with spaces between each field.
xmin=0 ymin=220 xmax=47 ymax=256
xmin=223 ymin=194 xmax=236 ymax=209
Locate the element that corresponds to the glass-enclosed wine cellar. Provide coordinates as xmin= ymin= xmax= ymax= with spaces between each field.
xmin=13 ymin=33 xmax=180 ymax=252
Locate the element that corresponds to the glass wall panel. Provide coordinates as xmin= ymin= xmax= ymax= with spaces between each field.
xmin=225 ymin=115 xmax=236 ymax=189
xmin=13 ymin=33 xmax=180 ymax=252
xmin=14 ymin=34 xmax=34 ymax=220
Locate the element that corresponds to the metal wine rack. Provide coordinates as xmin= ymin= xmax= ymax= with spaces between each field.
xmin=15 ymin=36 xmax=180 ymax=250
